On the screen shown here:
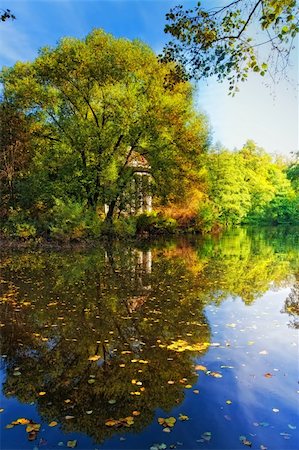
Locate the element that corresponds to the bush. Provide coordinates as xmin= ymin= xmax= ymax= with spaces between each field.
xmin=49 ymin=199 xmax=102 ymax=241
xmin=136 ymin=212 xmax=177 ymax=235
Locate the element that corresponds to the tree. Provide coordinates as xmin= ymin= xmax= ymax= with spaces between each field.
xmin=1 ymin=30 xmax=208 ymax=226
xmin=162 ymin=0 xmax=299 ymax=92
xmin=0 ymin=102 xmax=31 ymax=214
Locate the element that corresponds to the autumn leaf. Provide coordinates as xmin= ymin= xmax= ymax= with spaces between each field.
xmin=88 ymin=355 xmax=101 ymax=361
xmin=195 ymin=364 xmax=207 ymax=371
xmin=26 ymin=423 xmax=41 ymax=433
xmin=67 ymin=440 xmax=77 ymax=448
xmin=49 ymin=421 xmax=58 ymax=427
xmin=158 ymin=417 xmax=176 ymax=428
xmin=179 ymin=414 xmax=189 ymax=421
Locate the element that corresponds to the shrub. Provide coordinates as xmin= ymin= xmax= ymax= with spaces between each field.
xmin=136 ymin=212 xmax=177 ymax=234
xmin=49 ymin=199 xmax=102 ymax=241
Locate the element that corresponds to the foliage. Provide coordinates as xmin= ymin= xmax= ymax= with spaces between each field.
xmin=48 ymin=199 xmax=102 ymax=241
xmin=1 ymin=29 xmax=208 ymax=229
xmin=197 ymin=141 xmax=299 ymax=230
xmin=136 ymin=212 xmax=178 ymax=235
xmin=162 ymin=0 xmax=299 ymax=93
xmin=0 ymin=8 xmax=15 ymax=22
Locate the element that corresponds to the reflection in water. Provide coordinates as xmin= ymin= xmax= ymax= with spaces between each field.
xmin=0 ymin=227 xmax=298 ymax=448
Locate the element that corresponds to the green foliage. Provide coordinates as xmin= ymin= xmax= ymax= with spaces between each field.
xmin=136 ymin=212 xmax=178 ymax=234
xmin=49 ymin=199 xmax=102 ymax=241
xmin=198 ymin=141 xmax=299 ymax=229
xmin=1 ymin=29 xmax=208 ymax=229
xmin=162 ymin=0 xmax=299 ymax=93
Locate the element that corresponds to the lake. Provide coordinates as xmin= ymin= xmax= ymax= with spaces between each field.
xmin=1 ymin=227 xmax=298 ymax=450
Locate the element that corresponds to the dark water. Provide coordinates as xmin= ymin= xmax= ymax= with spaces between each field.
xmin=0 ymin=228 xmax=298 ymax=450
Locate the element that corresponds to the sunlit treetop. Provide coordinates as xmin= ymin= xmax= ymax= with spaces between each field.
xmin=162 ymin=0 xmax=299 ymax=93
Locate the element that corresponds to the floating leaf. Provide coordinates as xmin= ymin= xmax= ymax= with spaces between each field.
xmin=88 ymin=355 xmax=101 ymax=361
xmin=88 ymin=379 xmax=95 ymax=384
xmin=272 ymin=408 xmax=279 ymax=413
xmin=26 ymin=423 xmax=41 ymax=433
xmin=193 ymin=389 xmax=199 ymax=394
xmin=0 ymin=408 xmax=4 ymax=413
xmin=226 ymin=400 xmax=232 ymax=404
xmin=185 ymin=384 xmax=192 ymax=389
xmin=195 ymin=364 xmax=207 ymax=371
xmin=48 ymin=421 xmax=58 ymax=427
xmin=67 ymin=441 xmax=77 ymax=448
xmin=16 ymin=418 xmax=30 ymax=425
xmin=132 ymin=411 xmax=141 ymax=416
xmin=264 ymin=373 xmax=272 ymax=378
xmin=158 ymin=417 xmax=176 ymax=428
xmin=259 ymin=350 xmax=268 ymax=355
xmin=163 ymin=427 xmax=171 ymax=433
xmin=201 ymin=432 xmax=212 ymax=441
xmin=178 ymin=414 xmax=189 ymax=421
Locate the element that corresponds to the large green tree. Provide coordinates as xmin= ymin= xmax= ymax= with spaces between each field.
xmin=163 ymin=0 xmax=299 ymax=92
xmin=1 ymin=29 xmax=208 ymax=224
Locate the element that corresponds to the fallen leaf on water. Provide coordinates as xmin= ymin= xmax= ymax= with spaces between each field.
xmin=195 ymin=365 xmax=207 ymax=371
xmin=105 ymin=417 xmax=134 ymax=427
xmin=260 ymin=446 xmax=268 ymax=450
xmin=26 ymin=423 xmax=41 ymax=433
xmin=272 ymin=408 xmax=279 ymax=413
xmin=264 ymin=373 xmax=272 ymax=378
xmin=67 ymin=440 xmax=77 ymax=448
xmin=16 ymin=418 xmax=30 ymax=425
xmin=0 ymin=408 xmax=4 ymax=413
xmin=88 ymin=355 xmax=101 ymax=361
xmin=167 ymin=380 xmax=175 ymax=384
xmin=193 ymin=389 xmax=199 ymax=394
xmin=132 ymin=411 xmax=141 ymax=416
xmin=240 ymin=436 xmax=252 ymax=447
xmin=185 ymin=384 xmax=192 ymax=389
xmin=201 ymin=432 xmax=212 ymax=442
xmin=5 ymin=424 xmax=14 ymax=429
xmin=206 ymin=371 xmax=222 ymax=378
xmin=163 ymin=427 xmax=171 ymax=433
xmin=226 ymin=400 xmax=232 ymax=405
xmin=259 ymin=350 xmax=268 ymax=355
xmin=48 ymin=421 xmax=58 ymax=427
xmin=158 ymin=417 xmax=176 ymax=428
xmin=178 ymin=414 xmax=189 ymax=421
xmin=88 ymin=379 xmax=95 ymax=384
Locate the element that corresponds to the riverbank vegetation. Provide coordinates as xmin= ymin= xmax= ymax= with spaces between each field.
xmin=0 ymin=30 xmax=298 ymax=242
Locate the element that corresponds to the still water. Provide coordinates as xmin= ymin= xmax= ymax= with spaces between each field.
xmin=0 ymin=228 xmax=298 ymax=450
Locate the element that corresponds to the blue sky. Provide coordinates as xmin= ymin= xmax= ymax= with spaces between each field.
xmin=0 ymin=0 xmax=298 ymax=156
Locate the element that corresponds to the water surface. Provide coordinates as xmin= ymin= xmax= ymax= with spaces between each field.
xmin=1 ymin=228 xmax=298 ymax=449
